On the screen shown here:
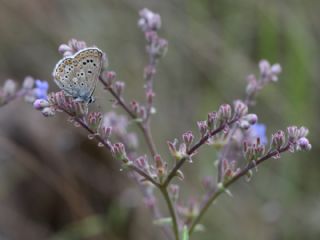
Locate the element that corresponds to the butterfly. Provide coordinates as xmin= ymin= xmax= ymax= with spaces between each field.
xmin=53 ymin=47 xmax=103 ymax=103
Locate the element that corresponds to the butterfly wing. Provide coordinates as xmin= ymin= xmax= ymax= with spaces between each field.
xmin=53 ymin=48 xmax=103 ymax=102
xmin=53 ymin=57 xmax=79 ymax=97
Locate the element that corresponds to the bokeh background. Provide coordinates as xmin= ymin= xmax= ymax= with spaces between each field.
xmin=0 ymin=0 xmax=319 ymax=239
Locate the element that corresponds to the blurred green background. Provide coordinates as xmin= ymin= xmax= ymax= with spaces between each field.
xmin=0 ymin=0 xmax=319 ymax=239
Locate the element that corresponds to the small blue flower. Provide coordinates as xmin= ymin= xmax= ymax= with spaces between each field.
xmin=250 ymin=123 xmax=268 ymax=145
xmin=34 ymin=80 xmax=49 ymax=100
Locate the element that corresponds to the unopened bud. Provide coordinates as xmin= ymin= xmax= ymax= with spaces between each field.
xmin=233 ymin=100 xmax=248 ymax=117
xmin=103 ymin=71 xmax=116 ymax=86
xmin=58 ymin=44 xmax=72 ymax=55
xmin=87 ymin=112 xmax=102 ymax=131
xmin=287 ymin=126 xmax=299 ymax=142
xmin=154 ymin=154 xmax=166 ymax=178
xmin=197 ymin=121 xmax=208 ymax=137
xmin=217 ymin=104 xmax=232 ymax=123
xmin=101 ymin=126 xmax=112 ymax=139
xmin=254 ymin=145 xmax=265 ymax=159
xmin=271 ymin=130 xmax=285 ymax=150
xmin=297 ymin=137 xmax=312 ymax=151
xmin=207 ymin=112 xmax=217 ymax=130
xmin=112 ymin=143 xmax=128 ymax=163
xmin=298 ymin=127 xmax=309 ymax=139
xmin=135 ymin=155 xmax=150 ymax=172
xmin=138 ymin=8 xmax=162 ymax=32
xmin=182 ymin=131 xmax=194 ymax=150
xmin=33 ymin=99 xmax=50 ymax=110
xmin=114 ymin=81 xmax=125 ymax=97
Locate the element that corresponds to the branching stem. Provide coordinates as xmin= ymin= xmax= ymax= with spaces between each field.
xmin=188 ymin=144 xmax=290 ymax=235
xmin=163 ymin=118 xmax=239 ymax=187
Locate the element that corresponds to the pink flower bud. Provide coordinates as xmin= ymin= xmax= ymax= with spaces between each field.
xmin=33 ymin=99 xmax=50 ymax=110
xmin=233 ymin=100 xmax=248 ymax=117
xmin=182 ymin=131 xmax=194 ymax=150
xmin=297 ymin=137 xmax=312 ymax=151
xmin=197 ymin=121 xmax=208 ymax=137
xmin=217 ymin=104 xmax=232 ymax=123
xmin=102 ymin=70 xmax=116 ymax=85
xmin=271 ymin=130 xmax=285 ymax=150
xmin=207 ymin=112 xmax=217 ymax=130
xmin=114 ymin=81 xmax=125 ymax=97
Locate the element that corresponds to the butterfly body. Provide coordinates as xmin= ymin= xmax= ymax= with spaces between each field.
xmin=53 ymin=47 xmax=103 ymax=103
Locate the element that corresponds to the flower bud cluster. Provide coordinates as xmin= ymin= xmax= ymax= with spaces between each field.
xmin=246 ymin=60 xmax=282 ymax=97
xmin=138 ymin=8 xmax=162 ymax=32
xmin=233 ymin=100 xmax=248 ymax=118
xmin=239 ymin=113 xmax=258 ymax=130
xmin=101 ymin=112 xmax=138 ymax=150
xmin=287 ymin=126 xmax=311 ymax=151
xmin=168 ymin=131 xmax=195 ymax=162
xmin=51 ymin=91 xmax=88 ymax=117
xmin=100 ymin=70 xmax=126 ymax=100
xmin=222 ymin=159 xmax=241 ymax=183
xmin=101 ymin=71 xmax=116 ymax=86
xmin=270 ymin=130 xmax=286 ymax=150
xmin=138 ymin=9 xmax=168 ymax=61
xmin=112 ymin=142 xmax=129 ymax=164
xmin=147 ymin=35 xmax=168 ymax=60
xmin=58 ymin=38 xmax=87 ymax=57
xmin=259 ymin=60 xmax=282 ymax=82
xmin=0 ymin=77 xmax=44 ymax=106
xmin=243 ymin=138 xmax=266 ymax=162
xmin=130 ymin=100 xmax=147 ymax=120
xmin=216 ymin=104 xmax=232 ymax=126
xmin=133 ymin=154 xmax=168 ymax=184
xmin=135 ymin=155 xmax=151 ymax=174
xmin=87 ymin=112 xmax=102 ymax=131
xmin=197 ymin=121 xmax=208 ymax=137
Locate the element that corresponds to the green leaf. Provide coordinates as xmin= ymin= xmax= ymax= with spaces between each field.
xmin=182 ymin=225 xmax=189 ymax=240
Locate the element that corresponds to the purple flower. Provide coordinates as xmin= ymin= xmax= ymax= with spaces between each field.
xmin=250 ymin=123 xmax=268 ymax=145
xmin=34 ymin=80 xmax=49 ymax=100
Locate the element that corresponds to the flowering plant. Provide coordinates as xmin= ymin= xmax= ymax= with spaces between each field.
xmin=3 ymin=8 xmax=311 ymax=240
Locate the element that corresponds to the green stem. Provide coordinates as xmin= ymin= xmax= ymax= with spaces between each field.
xmin=161 ymin=186 xmax=180 ymax=240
